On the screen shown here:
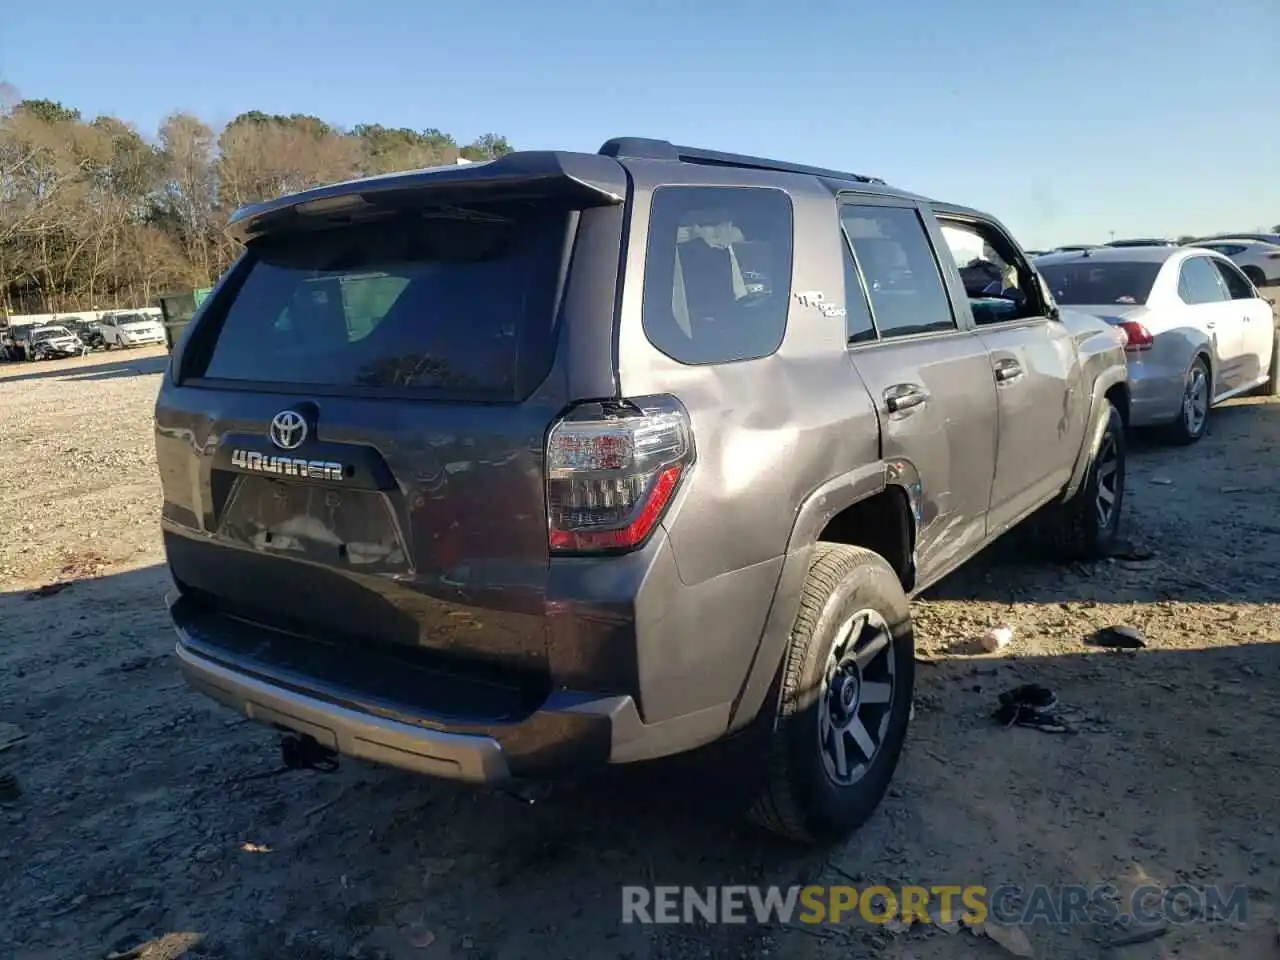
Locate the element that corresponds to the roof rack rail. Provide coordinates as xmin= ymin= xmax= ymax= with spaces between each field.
xmin=597 ymin=137 xmax=886 ymax=185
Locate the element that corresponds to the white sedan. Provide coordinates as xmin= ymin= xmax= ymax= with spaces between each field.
xmin=1035 ymin=246 xmax=1277 ymax=444
xmin=1189 ymin=238 xmax=1280 ymax=289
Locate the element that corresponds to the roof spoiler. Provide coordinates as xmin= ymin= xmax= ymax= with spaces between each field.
xmin=225 ymin=151 xmax=628 ymax=244
xmin=598 ymin=136 xmax=887 ymax=185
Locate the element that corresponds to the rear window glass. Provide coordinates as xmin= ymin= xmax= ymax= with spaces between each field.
xmin=197 ymin=209 xmax=569 ymax=397
xmin=1036 ymin=261 xmax=1162 ymax=306
xmin=641 ymin=186 xmax=793 ymax=365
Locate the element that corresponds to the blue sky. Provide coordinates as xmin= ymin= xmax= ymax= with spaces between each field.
xmin=3 ymin=0 xmax=1277 ymax=248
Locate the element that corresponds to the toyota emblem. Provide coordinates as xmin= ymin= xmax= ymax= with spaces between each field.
xmin=269 ymin=410 xmax=308 ymax=450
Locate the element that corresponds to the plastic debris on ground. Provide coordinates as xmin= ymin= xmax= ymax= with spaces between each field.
xmin=979 ymin=624 xmax=1014 ymax=653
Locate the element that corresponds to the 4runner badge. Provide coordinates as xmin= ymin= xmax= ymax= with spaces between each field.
xmin=794 ymin=290 xmax=847 ymax=319
xmin=229 ymin=450 xmax=346 ymax=482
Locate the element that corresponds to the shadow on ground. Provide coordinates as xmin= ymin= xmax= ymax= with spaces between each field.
xmin=927 ymin=399 xmax=1280 ymax=607
xmin=0 ymin=352 xmax=168 ymax=384
xmin=2 ymin=560 xmax=1277 ymax=960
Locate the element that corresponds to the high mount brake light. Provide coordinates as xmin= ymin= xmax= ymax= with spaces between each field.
xmin=1118 ymin=320 xmax=1153 ymax=351
xmin=546 ymin=397 xmax=694 ymax=553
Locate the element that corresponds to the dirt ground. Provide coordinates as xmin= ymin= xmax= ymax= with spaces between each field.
xmin=1 ymin=345 xmax=1279 ymax=960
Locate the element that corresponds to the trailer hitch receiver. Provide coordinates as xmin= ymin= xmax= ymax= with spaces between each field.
xmin=280 ymin=734 xmax=339 ymax=773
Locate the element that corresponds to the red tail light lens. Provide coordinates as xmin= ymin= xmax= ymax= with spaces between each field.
xmin=1118 ymin=320 xmax=1154 ymax=351
xmin=546 ymin=396 xmax=694 ymax=553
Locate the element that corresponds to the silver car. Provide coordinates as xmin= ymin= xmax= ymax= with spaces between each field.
xmin=1035 ymin=246 xmax=1277 ymax=443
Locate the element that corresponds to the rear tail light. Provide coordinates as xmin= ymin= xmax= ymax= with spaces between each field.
xmin=546 ymin=396 xmax=694 ymax=553
xmin=1266 ymin=252 xmax=1280 ymax=260
xmin=1118 ymin=320 xmax=1153 ymax=352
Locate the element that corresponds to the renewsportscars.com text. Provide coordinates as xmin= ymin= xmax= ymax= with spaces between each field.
xmin=621 ymin=884 xmax=1248 ymax=927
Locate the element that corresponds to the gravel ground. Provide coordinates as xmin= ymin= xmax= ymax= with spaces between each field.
xmin=1 ymin=346 xmax=1279 ymax=960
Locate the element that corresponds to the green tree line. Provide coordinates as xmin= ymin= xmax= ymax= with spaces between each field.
xmin=0 ymin=96 xmax=513 ymax=315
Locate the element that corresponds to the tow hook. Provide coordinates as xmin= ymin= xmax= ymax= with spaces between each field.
xmin=280 ymin=734 xmax=339 ymax=773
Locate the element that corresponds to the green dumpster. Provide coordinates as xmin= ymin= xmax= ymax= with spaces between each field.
xmin=157 ymin=287 xmax=212 ymax=351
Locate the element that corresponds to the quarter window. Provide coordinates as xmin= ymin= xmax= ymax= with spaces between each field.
xmin=641 ymin=186 xmax=794 ymax=365
xmin=1210 ymin=258 xmax=1256 ymax=300
xmin=840 ymin=205 xmax=955 ymax=338
xmin=1178 ymin=256 xmax=1229 ymax=305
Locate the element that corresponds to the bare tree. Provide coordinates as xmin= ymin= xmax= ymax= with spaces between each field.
xmin=157 ymin=113 xmax=218 ymax=284
xmin=0 ymin=99 xmax=514 ymax=315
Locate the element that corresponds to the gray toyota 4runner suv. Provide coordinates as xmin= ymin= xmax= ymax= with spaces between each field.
xmin=156 ymin=138 xmax=1129 ymax=843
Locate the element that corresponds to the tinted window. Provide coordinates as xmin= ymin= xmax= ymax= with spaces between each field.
xmin=641 ymin=186 xmax=793 ymax=365
xmin=841 ymin=205 xmax=955 ymax=337
xmin=1178 ymin=256 xmax=1228 ymax=305
xmin=1211 ymin=257 xmax=1256 ymax=299
xmin=1036 ymin=261 xmax=1162 ymax=306
xmin=840 ymin=236 xmax=877 ymax=344
xmin=197 ymin=208 xmax=569 ymax=398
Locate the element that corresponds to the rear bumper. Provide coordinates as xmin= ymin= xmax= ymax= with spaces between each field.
xmin=176 ymin=640 xmax=515 ymax=781
xmin=1126 ymin=362 xmax=1184 ymax=428
xmin=168 ymin=590 xmax=729 ymax=783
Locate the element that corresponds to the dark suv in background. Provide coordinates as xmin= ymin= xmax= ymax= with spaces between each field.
xmin=156 ymin=138 xmax=1128 ymax=842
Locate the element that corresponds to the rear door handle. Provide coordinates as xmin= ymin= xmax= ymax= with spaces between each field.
xmin=884 ymin=383 xmax=930 ymax=414
xmin=1206 ymin=320 xmax=1217 ymax=329
xmin=993 ymin=358 xmax=1023 ymax=382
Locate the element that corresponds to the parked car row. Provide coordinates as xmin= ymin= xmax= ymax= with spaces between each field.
xmin=1034 ymin=235 xmax=1280 ymax=289
xmin=0 ymin=310 xmax=167 ymax=361
xmin=0 ymin=324 xmax=92 ymax=361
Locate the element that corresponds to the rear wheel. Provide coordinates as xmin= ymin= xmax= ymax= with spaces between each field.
xmin=1163 ymin=356 xmax=1210 ymax=445
xmin=747 ymin=544 xmax=914 ymax=844
xmin=1243 ymin=266 xmax=1266 ymax=288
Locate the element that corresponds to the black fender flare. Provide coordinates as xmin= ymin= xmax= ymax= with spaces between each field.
xmin=725 ymin=459 xmax=919 ymax=732
xmin=1062 ymin=366 xmax=1127 ymax=501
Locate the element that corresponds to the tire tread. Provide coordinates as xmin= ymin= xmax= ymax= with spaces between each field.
xmin=747 ymin=543 xmax=893 ymax=842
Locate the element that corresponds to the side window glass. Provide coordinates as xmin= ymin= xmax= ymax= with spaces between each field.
xmin=938 ymin=220 xmax=1042 ymax=325
xmin=1211 ymin=258 xmax=1255 ymax=300
xmin=840 ymin=205 xmax=955 ymax=338
xmin=840 ymin=232 xmax=877 ymax=344
xmin=1178 ymin=257 xmax=1229 ymax=305
xmin=641 ymin=185 xmax=794 ymax=365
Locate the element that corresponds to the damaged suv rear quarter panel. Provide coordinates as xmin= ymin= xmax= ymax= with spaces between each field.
xmin=1057 ymin=308 xmax=1130 ymax=498
xmin=613 ymin=159 xmax=884 ymax=728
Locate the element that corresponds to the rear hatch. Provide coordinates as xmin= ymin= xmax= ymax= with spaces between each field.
xmin=157 ymin=153 xmax=627 ymax=696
